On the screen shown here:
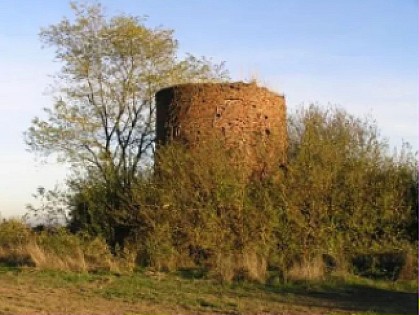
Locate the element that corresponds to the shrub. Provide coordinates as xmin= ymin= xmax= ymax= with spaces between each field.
xmin=0 ymin=219 xmax=33 ymax=266
xmin=0 ymin=219 xmax=31 ymax=249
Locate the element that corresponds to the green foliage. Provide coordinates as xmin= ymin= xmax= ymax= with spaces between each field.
xmin=0 ymin=219 xmax=31 ymax=250
xmin=25 ymin=2 xmax=229 ymax=246
xmin=35 ymin=104 xmax=416 ymax=282
xmin=37 ymin=228 xmax=82 ymax=257
xmin=156 ymin=143 xmax=276 ymax=278
xmin=278 ymin=106 xmax=418 ymax=271
xmin=0 ymin=219 xmax=33 ymax=267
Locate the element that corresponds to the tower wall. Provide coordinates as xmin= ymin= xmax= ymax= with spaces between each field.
xmin=155 ymin=82 xmax=287 ymax=175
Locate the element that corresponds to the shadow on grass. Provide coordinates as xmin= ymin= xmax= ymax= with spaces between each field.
xmin=177 ymin=267 xmax=208 ymax=280
xmin=0 ymin=256 xmax=35 ymax=268
xmin=265 ymin=281 xmax=418 ymax=315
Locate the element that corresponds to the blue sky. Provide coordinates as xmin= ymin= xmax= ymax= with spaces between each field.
xmin=0 ymin=0 xmax=417 ymax=217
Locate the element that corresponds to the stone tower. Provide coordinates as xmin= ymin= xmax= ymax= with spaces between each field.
xmin=155 ymin=82 xmax=287 ymax=176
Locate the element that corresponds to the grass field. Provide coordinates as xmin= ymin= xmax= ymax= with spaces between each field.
xmin=0 ymin=266 xmax=417 ymax=315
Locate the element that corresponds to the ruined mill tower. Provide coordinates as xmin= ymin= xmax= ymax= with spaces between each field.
xmin=155 ymin=82 xmax=287 ymax=176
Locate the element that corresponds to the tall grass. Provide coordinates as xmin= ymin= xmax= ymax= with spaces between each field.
xmin=0 ymin=217 xmax=417 ymax=283
xmin=0 ymin=219 xmax=134 ymax=273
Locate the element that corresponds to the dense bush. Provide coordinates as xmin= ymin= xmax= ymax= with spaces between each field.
xmin=24 ymin=105 xmax=418 ymax=282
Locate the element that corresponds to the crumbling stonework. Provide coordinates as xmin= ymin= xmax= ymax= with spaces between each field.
xmin=155 ymin=82 xmax=287 ymax=176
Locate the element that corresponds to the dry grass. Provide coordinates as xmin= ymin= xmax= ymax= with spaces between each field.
xmin=398 ymin=249 xmax=418 ymax=281
xmin=288 ymin=256 xmax=326 ymax=281
xmin=27 ymin=241 xmax=86 ymax=271
xmin=0 ymin=240 xmax=122 ymax=273
xmin=243 ymin=250 xmax=267 ymax=282
xmin=209 ymin=250 xmax=267 ymax=283
xmin=0 ymin=219 xmax=136 ymax=273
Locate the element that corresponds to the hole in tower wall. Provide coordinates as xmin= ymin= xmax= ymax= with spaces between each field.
xmin=173 ymin=126 xmax=181 ymax=137
xmin=265 ymin=129 xmax=271 ymax=136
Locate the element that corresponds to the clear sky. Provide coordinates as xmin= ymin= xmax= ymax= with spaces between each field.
xmin=0 ymin=0 xmax=417 ymax=217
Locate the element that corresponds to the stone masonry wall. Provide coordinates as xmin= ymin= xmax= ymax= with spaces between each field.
xmin=155 ymin=82 xmax=287 ymax=176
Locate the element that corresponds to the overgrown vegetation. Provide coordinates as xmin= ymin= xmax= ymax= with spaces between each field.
xmin=0 ymin=219 xmax=134 ymax=272
xmin=15 ymin=105 xmax=418 ymax=284
xmin=25 ymin=1 xmax=228 ymax=249
xmin=13 ymin=1 xmax=417 ymax=287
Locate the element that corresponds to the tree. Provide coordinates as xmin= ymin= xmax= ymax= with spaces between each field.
xmin=25 ymin=2 xmax=228 ymax=242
